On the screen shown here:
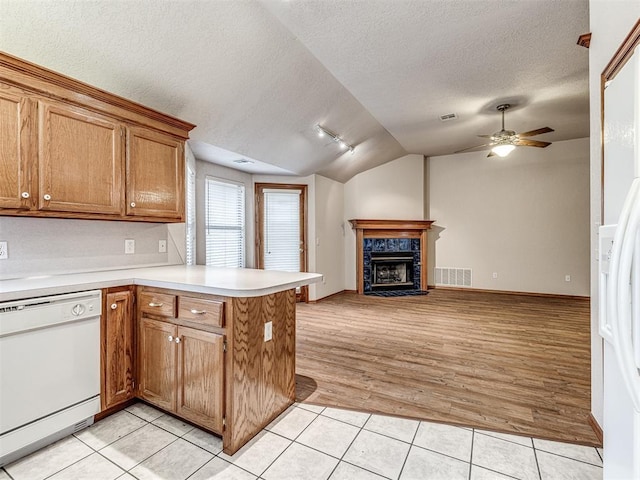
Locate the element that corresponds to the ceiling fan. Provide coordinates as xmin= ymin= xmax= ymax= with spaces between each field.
xmin=456 ymin=104 xmax=554 ymax=157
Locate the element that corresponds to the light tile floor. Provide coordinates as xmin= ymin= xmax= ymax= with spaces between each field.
xmin=1 ymin=402 xmax=603 ymax=480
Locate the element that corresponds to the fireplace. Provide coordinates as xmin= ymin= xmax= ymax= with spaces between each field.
xmin=371 ymin=253 xmax=414 ymax=290
xmin=349 ymin=219 xmax=434 ymax=294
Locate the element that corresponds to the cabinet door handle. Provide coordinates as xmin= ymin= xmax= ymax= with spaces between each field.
xmin=168 ymin=335 xmax=174 ymax=342
xmin=130 ymin=202 xmax=136 ymax=208
xmin=43 ymin=194 xmax=51 ymax=201
xmin=110 ymin=303 xmax=118 ymax=310
xmin=190 ymin=309 xmax=206 ymax=315
xmin=21 ymin=192 xmax=30 ymax=199
xmin=148 ymin=302 xmax=164 ymax=307
xmin=175 ymin=337 xmax=181 ymax=344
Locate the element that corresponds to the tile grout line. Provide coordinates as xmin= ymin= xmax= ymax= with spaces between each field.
xmin=468 ymin=429 xmax=475 ymax=480
xmin=532 ymin=440 xmax=543 ymax=480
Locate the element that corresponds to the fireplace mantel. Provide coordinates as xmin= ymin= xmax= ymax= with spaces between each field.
xmin=349 ymin=219 xmax=434 ymax=294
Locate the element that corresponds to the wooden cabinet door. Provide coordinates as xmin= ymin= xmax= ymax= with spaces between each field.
xmin=176 ymin=326 xmax=224 ymax=433
xmin=0 ymin=87 xmax=35 ymax=209
xmin=38 ymin=100 xmax=123 ymax=214
xmin=138 ymin=318 xmax=177 ymax=411
xmin=126 ymin=127 xmax=184 ymax=220
xmin=102 ymin=289 xmax=134 ymax=410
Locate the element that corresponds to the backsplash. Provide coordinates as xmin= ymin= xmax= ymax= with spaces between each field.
xmin=0 ymin=216 xmax=185 ymax=280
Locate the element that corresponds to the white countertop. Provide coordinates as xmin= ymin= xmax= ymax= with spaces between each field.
xmin=0 ymin=265 xmax=323 ymax=302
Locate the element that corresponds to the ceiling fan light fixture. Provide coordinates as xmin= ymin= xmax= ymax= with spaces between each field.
xmin=492 ymin=144 xmax=516 ymax=157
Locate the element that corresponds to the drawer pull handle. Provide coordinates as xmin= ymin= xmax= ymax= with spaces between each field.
xmin=168 ymin=335 xmax=174 ymax=342
xmin=148 ymin=302 xmax=164 ymax=307
xmin=21 ymin=192 xmax=30 ymax=199
xmin=43 ymin=194 xmax=51 ymax=201
xmin=190 ymin=309 xmax=207 ymax=315
xmin=130 ymin=202 xmax=136 ymax=208
xmin=110 ymin=303 xmax=118 ymax=310
xmin=175 ymin=337 xmax=181 ymax=344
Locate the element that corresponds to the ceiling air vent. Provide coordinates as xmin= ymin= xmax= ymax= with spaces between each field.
xmin=439 ymin=113 xmax=458 ymax=122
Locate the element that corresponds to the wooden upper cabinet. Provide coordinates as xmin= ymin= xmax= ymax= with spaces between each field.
xmin=0 ymin=87 xmax=34 ymax=209
xmin=126 ymin=127 xmax=184 ymax=220
xmin=0 ymin=52 xmax=195 ymax=222
xmin=38 ymin=100 xmax=123 ymax=214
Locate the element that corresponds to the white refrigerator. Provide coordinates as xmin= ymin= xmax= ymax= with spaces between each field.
xmin=599 ymin=33 xmax=640 ymax=480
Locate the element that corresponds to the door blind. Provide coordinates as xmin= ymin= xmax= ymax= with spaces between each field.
xmin=205 ymin=177 xmax=245 ymax=267
xmin=263 ymin=189 xmax=301 ymax=272
xmin=185 ymin=163 xmax=196 ymax=265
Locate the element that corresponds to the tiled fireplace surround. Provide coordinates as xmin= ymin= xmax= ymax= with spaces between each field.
xmin=363 ymin=238 xmax=422 ymax=292
xmin=349 ymin=220 xmax=434 ymax=294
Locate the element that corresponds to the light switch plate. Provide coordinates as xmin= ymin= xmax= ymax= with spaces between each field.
xmin=264 ymin=321 xmax=273 ymax=342
xmin=0 ymin=241 xmax=7 ymax=260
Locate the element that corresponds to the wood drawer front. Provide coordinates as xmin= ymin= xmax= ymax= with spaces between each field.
xmin=139 ymin=292 xmax=176 ymax=318
xmin=179 ymin=296 xmax=224 ymax=327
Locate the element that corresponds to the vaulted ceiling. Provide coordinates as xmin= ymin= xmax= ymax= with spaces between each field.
xmin=1 ymin=0 xmax=589 ymax=182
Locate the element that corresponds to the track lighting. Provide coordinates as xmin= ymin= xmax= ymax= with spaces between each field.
xmin=315 ymin=124 xmax=354 ymax=154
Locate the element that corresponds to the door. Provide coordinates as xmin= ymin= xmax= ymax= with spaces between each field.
xmin=138 ymin=318 xmax=177 ymax=411
xmin=102 ymin=288 xmax=134 ymax=410
xmin=255 ymin=183 xmax=308 ymax=302
xmin=38 ymin=100 xmax=123 ymax=214
xmin=126 ymin=127 xmax=184 ymax=220
xmin=176 ymin=326 xmax=224 ymax=433
xmin=0 ymin=86 xmax=34 ymax=209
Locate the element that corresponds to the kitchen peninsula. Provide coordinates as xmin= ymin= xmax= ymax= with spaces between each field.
xmin=0 ymin=265 xmax=322 ymax=456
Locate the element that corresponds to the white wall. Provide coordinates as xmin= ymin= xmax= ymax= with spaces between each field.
xmin=314 ymin=175 xmax=345 ymax=300
xmin=429 ymin=138 xmax=590 ymax=296
xmin=343 ymin=154 xmax=425 ymax=290
xmin=0 ymin=216 xmax=180 ymax=279
xmin=588 ymin=0 xmax=640 ymax=428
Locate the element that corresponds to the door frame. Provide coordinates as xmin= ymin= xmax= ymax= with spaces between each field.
xmin=255 ymin=183 xmax=308 ymax=302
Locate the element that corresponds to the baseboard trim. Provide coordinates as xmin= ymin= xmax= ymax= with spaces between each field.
xmin=309 ymin=290 xmax=353 ymax=303
xmin=589 ymin=413 xmax=604 ymax=445
xmin=432 ymin=285 xmax=590 ymax=301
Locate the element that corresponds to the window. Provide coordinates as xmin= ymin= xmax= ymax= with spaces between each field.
xmin=185 ymin=163 xmax=196 ymax=265
xmin=205 ymin=177 xmax=245 ymax=267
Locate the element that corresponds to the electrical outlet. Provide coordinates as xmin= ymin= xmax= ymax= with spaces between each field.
xmin=565 ymin=275 xmax=571 ymax=282
xmin=124 ymin=239 xmax=135 ymax=254
xmin=264 ymin=321 xmax=273 ymax=342
xmin=158 ymin=240 xmax=167 ymax=253
xmin=0 ymin=241 xmax=8 ymax=260
xmin=492 ymin=272 xmax=498 ymax=279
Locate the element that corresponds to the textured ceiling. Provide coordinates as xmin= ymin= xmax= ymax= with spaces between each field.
xmin=0 ymin=0 xmax=589 ymax=182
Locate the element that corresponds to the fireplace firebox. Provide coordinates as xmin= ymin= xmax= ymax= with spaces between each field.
xmin=371 ymin=253 xmax=414 ymax=289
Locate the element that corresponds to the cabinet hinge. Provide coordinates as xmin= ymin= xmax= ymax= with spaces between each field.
xmin=223 ymin=416 xmax=226 ymax=430
xmin=223 ymin=341 xmax=227 ymax=353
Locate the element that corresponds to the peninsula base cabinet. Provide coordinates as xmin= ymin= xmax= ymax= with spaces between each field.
xmin=132 ymin=286 xmax=296 ymax=455
xmin=101 ymin=287 xmax=135 ymax=411
xmin=138 ymin=318 xmax=224 ymax=433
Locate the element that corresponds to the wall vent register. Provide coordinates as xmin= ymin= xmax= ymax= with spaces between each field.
xmin=435 ymin=267 xmax=473 ymax=287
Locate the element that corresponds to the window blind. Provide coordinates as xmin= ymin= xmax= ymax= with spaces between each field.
xmin=205 ymin=177 xmax=245 ymax=267
xmin=263 ymin=189 xmax=301 ymax=272
xmin=185 ymin=164 xmax=196 ymax=265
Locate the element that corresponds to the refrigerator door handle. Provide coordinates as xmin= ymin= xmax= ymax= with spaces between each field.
xmin=608 ymin=177 xmax=640 ymax=412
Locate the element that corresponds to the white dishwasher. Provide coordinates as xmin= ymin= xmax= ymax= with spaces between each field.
xmin=0 ymin=290 xmax=101 ymax=466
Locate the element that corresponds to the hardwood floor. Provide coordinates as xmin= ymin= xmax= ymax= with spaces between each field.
xmin=295 ymin=289 xmax=600 ymax=446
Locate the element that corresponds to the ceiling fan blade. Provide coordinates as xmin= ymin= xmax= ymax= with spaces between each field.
xmin=518 ymin=127 xmax=554 ymax=137
xmin=515 ymin=139 xmax=552 ymax=148
xmin=487 ymin=151 xmax=496 ymax=157
xmin=454 ymin=143 xmax=493 ymax=153
xmin=476 ymin=134 xmax=493 ymax=138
